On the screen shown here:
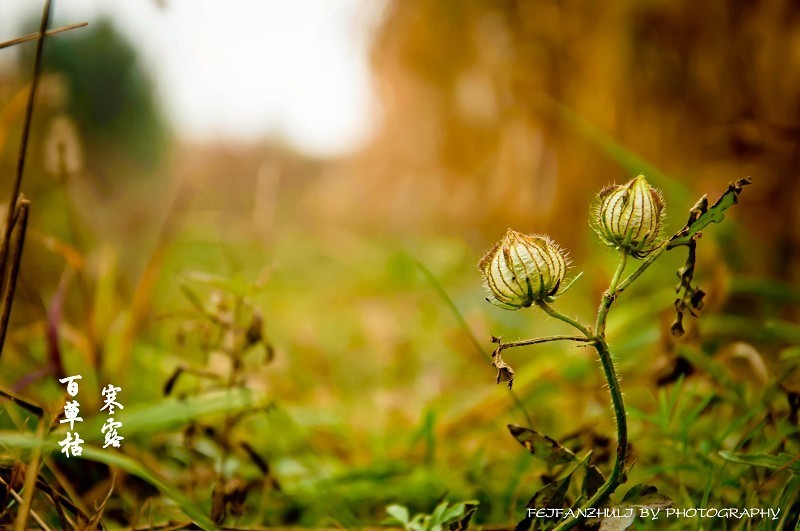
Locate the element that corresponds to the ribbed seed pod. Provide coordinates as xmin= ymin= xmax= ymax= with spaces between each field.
xmin=479 ymin=229 xmax=569 ymax=310
xmin=592 ymin=174 xmax=665 ymax=258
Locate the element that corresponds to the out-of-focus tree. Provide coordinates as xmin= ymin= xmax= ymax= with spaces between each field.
xmin=38 ymin=18 xmax=169 ymax=190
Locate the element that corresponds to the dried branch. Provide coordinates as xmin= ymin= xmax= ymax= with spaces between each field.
xmin=0 ymin=22 xmax=87 ymax=51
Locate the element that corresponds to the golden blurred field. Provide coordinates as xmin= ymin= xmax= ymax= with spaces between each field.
xmin=1 ymin=1 xmax=799 ymax=529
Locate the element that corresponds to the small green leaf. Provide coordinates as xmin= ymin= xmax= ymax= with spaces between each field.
xmin=430 ymin=501 xmax=449 ymax=526
xmin=409 ymin=514 xmax=426 ymax=531
xmin=448 ymin=502 xmax=479 ymax=530
xmin=440 ymin=503 xmax=467 ymax=523
xmin=386 ymin=504 xmax=410 ymax=525
xmin=508 ymin=424 xmax=576 ymax=464
xmin=441 ymin=501 xmax=479 ymax=529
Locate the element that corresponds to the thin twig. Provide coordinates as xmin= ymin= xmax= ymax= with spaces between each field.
xmin=0 ymin=384 xmax=44 ymax=417
xmin=494 ymin=335 xmax=590 ymax=352
xmin=0 ymin=21 xmax=87 ymax=51
xmin=41 ymin=457 xmax=92 ymax=520
xmin=0 ymin=476 xmax=55 ymax=531
xmin=129 ymin=522 xmax=194 ymax=531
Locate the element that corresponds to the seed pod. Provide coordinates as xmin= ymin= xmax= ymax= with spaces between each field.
xmin=479 ymin=229 xmax=569 ymax=309
xmin=592 ymin=174 xmax=665 ymax=258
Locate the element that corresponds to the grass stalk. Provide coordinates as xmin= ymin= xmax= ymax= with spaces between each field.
xmin=14 ymin=416 xmax=48 ymax=531
xmin=0 ymin=0 xmax=53 ymax=361
xmin=415 ymin=260 xmax=534 ymax=426
xmin=0 ymin=199 xmax=30 ymax=355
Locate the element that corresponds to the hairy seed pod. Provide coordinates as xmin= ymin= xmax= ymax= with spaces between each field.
xmin=592 ymin=174 xmax=665 ymax=258
xmin=479 ymin=229 xmax=569 ymax=310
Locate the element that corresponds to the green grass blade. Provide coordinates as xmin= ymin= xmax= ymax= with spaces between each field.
xmin=413 ymin=259 xmax=534 ymax=427
xmin=80 ymin=388 xmax=271 ymax=440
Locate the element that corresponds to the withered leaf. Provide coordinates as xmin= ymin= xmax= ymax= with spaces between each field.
xmin=666 ymin=178 xmax=750 ymax=337
xmin=163 ymin=366 xmax=183 ymax=396
xmin=529 ymin=473 xmax=572 ymax=509
xmin=211 ymin=483 xmax=226 ymax=524
xmin=515 ymin=473 xmax=573 ymax=531
xmin=492 ymin=349 xmax=515 ymax=388
xmin=508 ymin=424 xmax=577 ymax=464
xmin=582 ymin=463 xmax=605 ymax=498
xmin=668 ymin=177 xmax=752 ymax=248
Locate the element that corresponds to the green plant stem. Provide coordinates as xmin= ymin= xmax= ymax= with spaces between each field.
xmin=535 ymin=301 xmax=593 ymax=339
xmin=0 ymin=0 xmax=51 ymax=364
xmin=0 ymin=0 xmax=51 ymax=295
xmin=608 ymin=252 xmax=627 ymax=294
xmin=616 ymin=242 xmax=668 ymax=295
xmin=596 ymin=251 xmax=627 ymax=336
xmin=542 ymin=254 xmax=633 ymax=531
xmin=557 ymin=341 xmax=628 ymax=527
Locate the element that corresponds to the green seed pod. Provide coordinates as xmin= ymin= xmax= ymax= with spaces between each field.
xmin=479 ymin=229 xmax=569 ymax=310
xmin=592 ymin=174 xmax=665 ymax=258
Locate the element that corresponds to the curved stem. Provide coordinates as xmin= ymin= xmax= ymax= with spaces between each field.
xmin=562 ymin=342 xmax=628 ymax=530
xmin=551 ymin=253 xmax=631 ymax=531
xmin=535 ymin=301 xmax=593 ymax=339
xmin=525 ymin=250 xmax=664 ymax=529
xmin=552 ymin=339 xmax=628 ymax=531
xmin=615 ymin=242 xmax=668 ymax=295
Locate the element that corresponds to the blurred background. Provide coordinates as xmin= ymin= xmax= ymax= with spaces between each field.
xmin=0 ymin=0 xmax=799 ymax=528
